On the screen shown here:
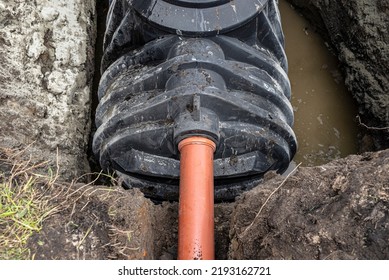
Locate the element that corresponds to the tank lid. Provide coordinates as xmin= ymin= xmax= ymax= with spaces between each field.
xmin=131 ymin=0 xmax=267 ymax=36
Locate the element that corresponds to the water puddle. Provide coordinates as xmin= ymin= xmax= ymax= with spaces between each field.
xmin=279 ymin=0 xmax=359 ymax=166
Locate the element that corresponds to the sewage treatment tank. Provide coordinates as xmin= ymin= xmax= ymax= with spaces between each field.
xmin=94 ymin=0 xmax=297 ymax=201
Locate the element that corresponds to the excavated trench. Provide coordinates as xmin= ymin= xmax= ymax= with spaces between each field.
xmin=80 ymin=0 xmax=374 ymax=259
xmin=41 ymin=0 xmax=389 ymax=260
xmin=1 ymin=0 xmax=387 ymax=260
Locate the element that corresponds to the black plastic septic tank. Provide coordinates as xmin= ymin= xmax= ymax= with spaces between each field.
xmin=93 ymin=0 xmax=297 ymax=201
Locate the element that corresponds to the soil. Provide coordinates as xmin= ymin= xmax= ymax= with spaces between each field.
xmin=28 ymin=186 xmax=156 ymax=260
xmin=26 ymin=181 xmax=235 ymax=260
xmin=27 ymin=149 xmax=389 ymax=260
xmin=230 ymin=149 xmax=389 ymax=259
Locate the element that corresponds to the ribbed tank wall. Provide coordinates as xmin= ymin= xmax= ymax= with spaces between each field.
xmin=93 ymin=0 xmax=297 ymax=200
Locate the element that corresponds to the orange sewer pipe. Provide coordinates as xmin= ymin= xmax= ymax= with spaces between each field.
xmin=177 ymin=136 xmax=216 ymax=260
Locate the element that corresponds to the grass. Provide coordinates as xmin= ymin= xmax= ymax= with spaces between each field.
xmin=0 ymin=145 xmax=149 ymax=260
xmin=0 ymin=147 xmax=60 ymax=259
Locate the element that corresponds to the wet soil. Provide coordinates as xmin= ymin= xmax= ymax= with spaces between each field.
xmin=27 ymin=149 xmax=389 ymax=259
xmin=230 ymin=149 xmax=389 ymax=259
xmin=28 ymin=186 xmax=157 ymax=260
xmin=26 ymin=181 xmax=234 ymax=260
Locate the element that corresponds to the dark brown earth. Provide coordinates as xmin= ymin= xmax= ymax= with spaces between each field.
xmin=28 ymin=186 xmax=157 ymax=260
xmin=26 ymin=149 xmax=389 ymax=260
xmin=26 ymin=181 xmax=233 ymax=260
xmin=230 ymin=149 xmax=389 ymax=259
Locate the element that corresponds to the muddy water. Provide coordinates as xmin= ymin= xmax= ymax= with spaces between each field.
xmin=279 ymin=0 xmax=359 ymax=166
